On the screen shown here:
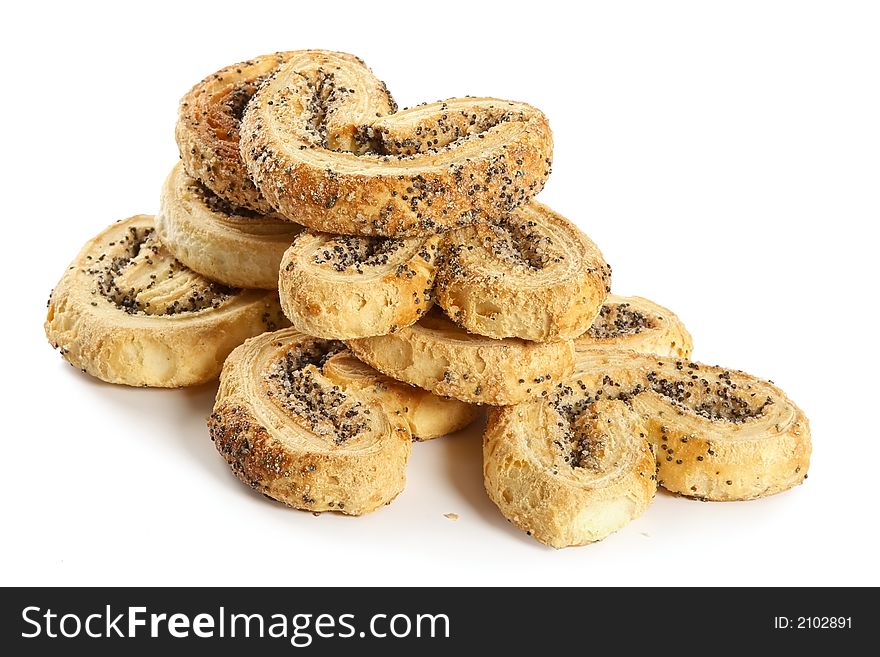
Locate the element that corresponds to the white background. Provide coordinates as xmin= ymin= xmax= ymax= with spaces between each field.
xmin=2 ymin=1 xmax=878 ymax=586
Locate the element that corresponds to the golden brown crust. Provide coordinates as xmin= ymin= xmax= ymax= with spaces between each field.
xmin=322 ymin=352 xmax=479 ymax=440
xmin=346 ymin=308 xmax=574 ymax=405
xmin=44 ymin=215 xmax=287 ymax=387
xmin=484 ymin=399 xmax=657 ymax=548
xmin=176 ymin=52 xmax=303 ymax=212
xmin=575 ymin=295 xmax=693 ymax=358
xmin=156 ymin=163 xmax=303 ymax=289
xmin=209 ymin=329 xmax=411 ymax=515
xmin=278 ymin=231 xmax=439 ymax=338
xmin=566 ymin=348 xmax=811 ymax=500
xmin=435 ymin=202 xmax=610 ymax=341
xmin=240 ymin=52 xmax=552 ymax=236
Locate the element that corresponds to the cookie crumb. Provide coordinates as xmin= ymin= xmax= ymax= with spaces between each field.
xmin=444 ymin=513 xmax=459 ymax=521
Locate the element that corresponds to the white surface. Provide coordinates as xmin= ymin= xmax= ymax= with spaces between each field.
xmin=2 ymin=0 xmax=878 ymax=586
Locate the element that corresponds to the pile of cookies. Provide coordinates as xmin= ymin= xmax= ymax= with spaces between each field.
xmin=45 ymin=50 xmax=811 ymax=548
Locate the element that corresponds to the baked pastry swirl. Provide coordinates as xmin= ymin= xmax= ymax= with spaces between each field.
xmin=575 ymin=294 xmax=692 ymax=358
xmin=484 ymin=347 xmax=810 ymax=547
xmin=435 ymin=201 xmax=611 ymax=341
xmin=560 ymin=348 xmax=809 ymax=501
xmin=209 ymin=329 xmax=411 ymax=515
xmin=322 ymin=352 xmax=478 ymax=440
xmin=45 ymin=215 xmax=286 ymax=387
xmin=347 ymin=307 xmax=575 ymax=405
xmin=176 ymin=51 xmax=301 ymax=213
xmin=240 ymin=51 xmax=552 ymax=236
xmin=157 ymin=163 xmax=303 ymax=289
xmin=278 ymin=231 xmax=439 ymax=338
xmin=484 ymin=399 xmax=656 ymax=548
